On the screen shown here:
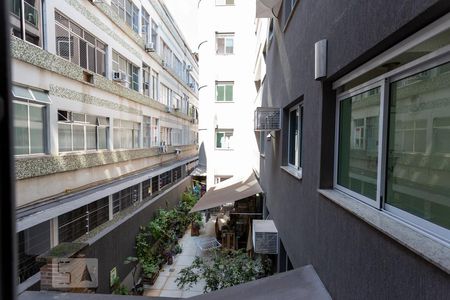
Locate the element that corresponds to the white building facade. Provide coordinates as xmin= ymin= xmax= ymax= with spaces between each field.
xmin=10 ymin=0 xmax=199 ymax=292
xmin=196 ymin=0 xmax=259 ymax=187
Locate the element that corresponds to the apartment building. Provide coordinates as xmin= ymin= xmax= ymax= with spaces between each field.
xmin=10 ymin=0 xmax=199 ymax=293
xmin=255 ymin=0 xmax=450 ymax=298
xmin=197 ymin=0 xmax=259 ymax=188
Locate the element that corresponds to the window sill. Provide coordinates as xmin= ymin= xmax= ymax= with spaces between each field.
xmin=215 ymin=148 xmax=233 ymax=151
xmin=215 ymin=101 xmax=235 ymax=103
xmin=318 ymin=189 xmax=450 ymax=275
xmin=280 ymin=165 xmax=302 ymax=180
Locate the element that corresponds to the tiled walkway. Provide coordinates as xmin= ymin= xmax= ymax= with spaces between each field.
xmin=144 ymin=218 xmax=215 ymax=298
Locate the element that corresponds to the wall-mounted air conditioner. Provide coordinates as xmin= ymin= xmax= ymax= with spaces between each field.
xmin=166 ymin=105 xmax=173 ymax=113
xmin=112 ymin=71 xmax=126 ymax=82
xmin=162 ymin=60 xmax=169 ymax=69
xmin=254 ymin=107 xmax=281 ymax=131
xmin=252 ymin=220 xmax=278 ymax=254
xmin=143 ymin=82 xmax=150 ymax=90
xmin=188 ymin=83 xmax=194 ymax=89
xmin=186 ymin=65 xmax=193 ymax=71
xmin=145 ymin=42 xmax=155 ymax=52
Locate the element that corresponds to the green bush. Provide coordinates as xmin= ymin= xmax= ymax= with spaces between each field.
xmin=176 ymin=249 xmax=270 ymax=293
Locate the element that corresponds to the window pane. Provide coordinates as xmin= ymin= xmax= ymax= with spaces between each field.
xmin=216 ymin=38 xmax=224 ymax=54
xmin=29 ymin=105 xmax=44 ymax=153
xmin=288 ymin=108 xmax=298 ymax=166
xmin=73 ymin=125 xmax=85 ymax=151
xmin=17 ymin=221 xmax=50 ymax=283
xmin=386 ymin=62 xmax=450 ymax=230
xmin=98 ymin=127 xmax=108 ymax=149
xmin=14 ymin=103 xmax=30 ymax=155
xmin=216 ymin=85 xmax=224 ymax=101
xmin=86 ymin=126 xmax=97 ymax=150
xmin=55 ymin=24 xmax=70 ymax=60
xmin=216 ymin=132 xmax=224 ymax=148
xmin=87 ymin=44 xmax=96 ymax=72
xmin=225 ymin=38 xmax=233 ymax=54
xmin=338 ymin=87 xmax=380 ymax=201
xmin=225 ymin=84 xmax=233 ymax=101
xmin=58 ymin=123 xmax=72 ymax=152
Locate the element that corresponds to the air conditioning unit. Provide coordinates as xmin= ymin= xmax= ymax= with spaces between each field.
xmin=143 ymin=82 xmax=150 ymax=90
xmin=162 ymin=60 xmax=169 ymax=69
xmin=252 ymin=220 xmax=278 ymax=254
xmin=254 ymin=107 xmax=281 ymax=131
xmin=112 ymin=71 xmax=126 ymax=82
xmin=186 ymin=65 xmax=193 ymax=71
xmin=175 ymin=148 xmax=181 ymax=155
xmin=166 ymin=105 xmax=173 ymax=113
xmin=188 ymin=83 xmax=194 ymax=89
xmin=145 ymin=42 xmax=155 ymax=52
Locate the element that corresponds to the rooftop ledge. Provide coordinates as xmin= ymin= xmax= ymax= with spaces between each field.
xmin=318 ymin=189 xmax=450 ymax=275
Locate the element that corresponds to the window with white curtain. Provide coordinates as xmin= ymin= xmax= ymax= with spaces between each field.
xmin=58 ymin=111 xmax=109 ymax=152
xmin=113 ymin=119 xmax=141 ymax=149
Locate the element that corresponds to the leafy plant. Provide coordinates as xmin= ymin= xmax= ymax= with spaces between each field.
xmin=141 ymin=256 xmax=160 ymax=277
xmin=111 ymin=276 xmax=129 ymax=295
xmin=176 ymin=249 xmax=270 ymax=293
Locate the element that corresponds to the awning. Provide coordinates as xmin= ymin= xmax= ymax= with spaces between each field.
xmin=191 ymin=165 xmax=207 ymax=176
xmin=256 ymin=0 xmax=282 ymax=18
xmin=190 ymin=173 xmax=263 ymax=213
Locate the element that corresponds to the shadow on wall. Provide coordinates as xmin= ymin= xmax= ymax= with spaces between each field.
xmin=199 ymin=141 xmax=207 ymax=168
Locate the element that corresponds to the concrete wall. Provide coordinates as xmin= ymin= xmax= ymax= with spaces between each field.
xmin=80 ymin=176 xmax=192 ymax=294
xmin=260 ymin=0 xmax=450 ymax=299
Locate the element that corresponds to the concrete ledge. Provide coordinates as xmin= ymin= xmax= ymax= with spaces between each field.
xmin=280 ymin=166 xmax=302 ymax=180
xmin=318 ymin=189 xmax=450 ymax=275
xmin=15 ymin=145 xmax=197 ymax=180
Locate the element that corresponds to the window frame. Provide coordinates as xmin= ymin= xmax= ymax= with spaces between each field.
xmin=10 ymin=0 xmax=44 ymax=47
xmin=333 ymin=48 xmax=450 ymax=242
xmin=215 ymin=128 xmax=234 ymax=150
xmin=286 ymin=103 xmax=303 ymax=170
xmin=57 ymin=111 xmax=109 ymax=153
xmin=54 ymin=11 xmax=107 ymax=76
xmin=216 ymin=33 xmax=234 ymax=55
xmin=215 ymin=81 xmax=234 ymax=102
xmin=334 ymin=81 xmax=385 ymax=208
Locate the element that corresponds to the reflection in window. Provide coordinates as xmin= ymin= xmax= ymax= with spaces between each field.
xmin=10 ymin=0 xmax=43 ymax=46
xmin=17 ymin=221 xmax=50 ymax=283
xmin=387 ymin=62 xmax=450 ymax=230
xmin=338 ymin=87 xmax=380 ymax=201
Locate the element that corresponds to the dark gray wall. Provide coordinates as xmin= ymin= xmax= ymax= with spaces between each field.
xmin=260 ymin=0 xmax=450 ymax=299
xmin=81 ymin=177 xmax=192 ymax=294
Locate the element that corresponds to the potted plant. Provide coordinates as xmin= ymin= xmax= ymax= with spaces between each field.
xmin=163 ymin=248 xmax=174 ymax=265
xmin=141 ymin=257 xmax=160 ymax=285
xmin=172 ymin=243 xmax=182 ymax=255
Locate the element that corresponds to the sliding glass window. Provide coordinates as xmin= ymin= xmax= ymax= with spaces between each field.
xmin=386 ymin=62 xmax=450 ymax=232
xmin=335 ymin=49 xmax=450 ymax=241
xmin=337 ymin=86 xmax=381 ymax=203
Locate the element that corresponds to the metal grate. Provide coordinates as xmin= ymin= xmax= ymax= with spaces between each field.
xmin=254 ymin=107 xmax=281 ymax=131
xmin=254 ymin=232 xmax=278 ymax=254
